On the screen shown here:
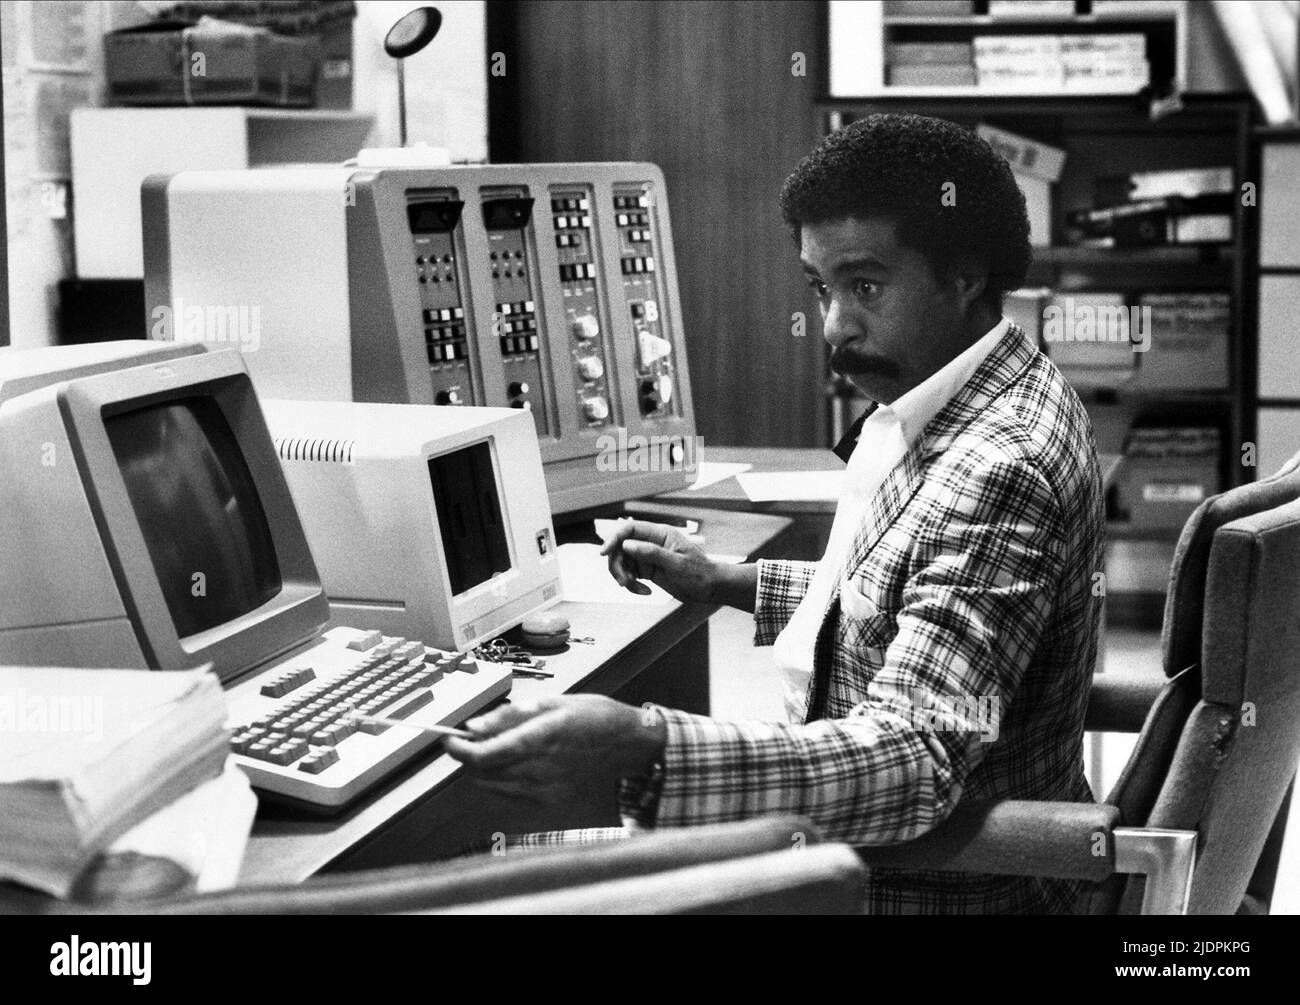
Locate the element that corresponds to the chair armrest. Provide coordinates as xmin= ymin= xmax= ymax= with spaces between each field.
xmin=856 ymin=799 xmax=1120 ymax=882
xmin=58 ymin=815 xmax=820 ymax=915
xmin=1086 ymin=670 xmax=1167 ymax=733
xmin=424 ymin=845 xmax=867 ymax=915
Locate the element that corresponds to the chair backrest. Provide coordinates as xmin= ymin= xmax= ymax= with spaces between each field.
xmin=1150 ymin=496 xmax=1300 ymax=912
xmin=1077 ymin=455 xmax=1300 ymax=914
xmin=423 ymin=845 xmax=867 ymax=915
xmin=1161 ymin=450 xmax=1300 ymax=679
xmin=1121 ymin=496 xmax=1300 ymax=913
xmin=52 ymin=816 xmax=822 ymax=915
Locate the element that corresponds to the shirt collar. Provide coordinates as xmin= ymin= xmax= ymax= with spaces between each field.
xmin=832 ymin=317 xmax=1010 ymax=462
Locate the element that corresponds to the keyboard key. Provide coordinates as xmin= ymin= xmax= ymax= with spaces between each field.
xmin=387 ymin=689 xmax=434 ymax=719
xmin=347 ymin=630 xmax=383 ymax=652
xmin=265 ymin=745 xmax=295 ymax=766
xmin=299 ymin=747 xmax=340 ymax=773
xmin=372 ymin=638 xmax=405 ymax=658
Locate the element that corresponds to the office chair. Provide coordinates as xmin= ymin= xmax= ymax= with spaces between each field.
xmin=8 ymin=815 xmax=863 ymax=915
xmin=1087 ymin=447 xmax=1300 ymax=912
xmin=856 ymin=486 xmax=1300 ymax=914
xmin=419 ymin=845 xmax=866 ymax=914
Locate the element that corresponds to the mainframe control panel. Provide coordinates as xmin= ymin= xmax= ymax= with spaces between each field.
xmin=143 ymin=163 xmax=696 ymax=514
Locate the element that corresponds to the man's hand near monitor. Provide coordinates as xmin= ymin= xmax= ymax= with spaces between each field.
xmin=599 ymin=517 xmax=758 ymax=613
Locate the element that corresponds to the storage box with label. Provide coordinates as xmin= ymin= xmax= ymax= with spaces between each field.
xmin=1118 ymin=427 xmax=1221 ymax=531
xmin=1136 ymin=292 xmax=1230 ymax=390
xmin=165 ymin=1 xmax=356 ymax=109
xmin=105 ymin=18 xmax=319 ymax=107
xmin=978 ymin=123 xmax=1065 ymax=246
xmin=1041 ymin=292 xmax=1138 ymax=388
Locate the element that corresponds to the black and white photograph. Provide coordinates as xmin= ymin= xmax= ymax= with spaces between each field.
xmin=1 ymin=0 xmax=1299 ymax=969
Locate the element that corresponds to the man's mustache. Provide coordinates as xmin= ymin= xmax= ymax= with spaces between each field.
xmin=830 ymin=343 xmax=901 ymax=381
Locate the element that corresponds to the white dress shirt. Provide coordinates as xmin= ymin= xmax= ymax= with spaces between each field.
xmin=772 ymin=318 xmax=1011 ymax=721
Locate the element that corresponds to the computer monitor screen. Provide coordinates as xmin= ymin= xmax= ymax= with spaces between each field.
xmin=105 ymin=396 xmax=282 ymax=639
xmin=429 ymin=440 xmax=511 ymax=596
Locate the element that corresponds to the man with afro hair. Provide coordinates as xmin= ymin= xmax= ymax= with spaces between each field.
xmin=450 ymin=114 xmax=1104 ymax=915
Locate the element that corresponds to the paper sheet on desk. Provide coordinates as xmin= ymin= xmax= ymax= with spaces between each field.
xmin=103 ymin=762 xmax=256 ymax=894
xmin=688 ymin=461 xmax=752 ymax=490
xmin=735 ymin=469 xmax=844 ymax=503
xmin=558 ymin=543 xmax=676 ymax=605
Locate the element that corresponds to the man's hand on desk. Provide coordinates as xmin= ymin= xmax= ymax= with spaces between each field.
xmin=444 ymin=695 xmax=666 ymax=804
xmin=600 ymin=518 xmax=758 ymax=612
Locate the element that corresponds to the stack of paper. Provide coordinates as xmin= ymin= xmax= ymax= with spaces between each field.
xmin=0 ymin=666 xmax=230 ymax=897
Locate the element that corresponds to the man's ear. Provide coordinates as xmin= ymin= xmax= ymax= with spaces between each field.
xmin=950 ymin=261 xmax=989 ymax=315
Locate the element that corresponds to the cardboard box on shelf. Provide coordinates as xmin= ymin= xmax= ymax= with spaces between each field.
xmin=1042 ymin=292 xmax=1139 ymax=387
xmin=887 ymin=64 xmax=977 ymax=86
xmin=104 ymin=19 xmax=320 ymax=107
xmin=978 ymin=123 xmax=1066 ymax=247
xmin=1005 ymin=287 xmax=1054 ymax=345
xmin=164 ymin=1 xmax=356 ymax=108
xmin=1136 ymin=293 xmax=1230 ymax=391
xmin=1117 ymin=427 xmax=1222 ymax=531
xmin=883 ymin=0 xmax=974 ymax=15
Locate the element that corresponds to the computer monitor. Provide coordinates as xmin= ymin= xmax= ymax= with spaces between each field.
xmin=141 ymin=162 xmax=698 ymax=514
xmin=0 ymin=341 xmax=328 ymax=681
xmin=259 ymin=400 xmax=561 ymax=651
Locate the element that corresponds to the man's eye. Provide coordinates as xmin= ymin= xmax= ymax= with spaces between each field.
xmin=855 ymin=281 xmax=878 ymax=299
xmin=807 ymin=279 xmax=828 ymax=297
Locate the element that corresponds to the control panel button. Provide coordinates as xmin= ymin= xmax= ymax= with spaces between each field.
xmin=643 ymin=300 xmax=660 ymax=322
xmin=435 ymin=389 xmax=462 ymax=405
xmin=655 ymin=375 xmax=674 ymax=405
xmin=508 ymin=381 xmax=530 ymax=397
xmin=571 ymin=314 xmax=600 ymax=341
xmin=582 ymin=396 xmax=610 ymax=422
xmin=637 ymin=330 xmax=673 ymax=367
xmin=577 ymin=355 xmax=604 ymax=381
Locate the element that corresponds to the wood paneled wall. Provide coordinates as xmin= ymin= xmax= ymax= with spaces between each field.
xmin=489 ymin=0 xmax=827 ymax=447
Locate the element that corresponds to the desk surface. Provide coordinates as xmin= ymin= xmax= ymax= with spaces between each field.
xmin=661 ymin=445 xmax=1125 ymax=514
xmin=239 ymin=505 xmax=791 ymax=886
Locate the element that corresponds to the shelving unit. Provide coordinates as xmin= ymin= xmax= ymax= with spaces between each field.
xmin=1255 ymin=126 xmax=1300 ymax=478
xmin=816 ymin=94 xmax=1257 ymax=623
xmin=828 ymin=0 xmax=1186 ymax=100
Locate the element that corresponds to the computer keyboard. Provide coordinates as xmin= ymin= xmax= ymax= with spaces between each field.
xmin=223 ymin=626 xmax=511 ymax=810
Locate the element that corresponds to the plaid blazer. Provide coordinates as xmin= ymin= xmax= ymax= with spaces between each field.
xmin=621 ymin=323 xmax=1105 ymax=914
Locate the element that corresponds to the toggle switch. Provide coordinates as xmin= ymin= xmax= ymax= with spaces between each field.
xmin=571 ymin=313 xmax=600 ymax=341
xmin=577 ymin=355 xmax=604 ymax=381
